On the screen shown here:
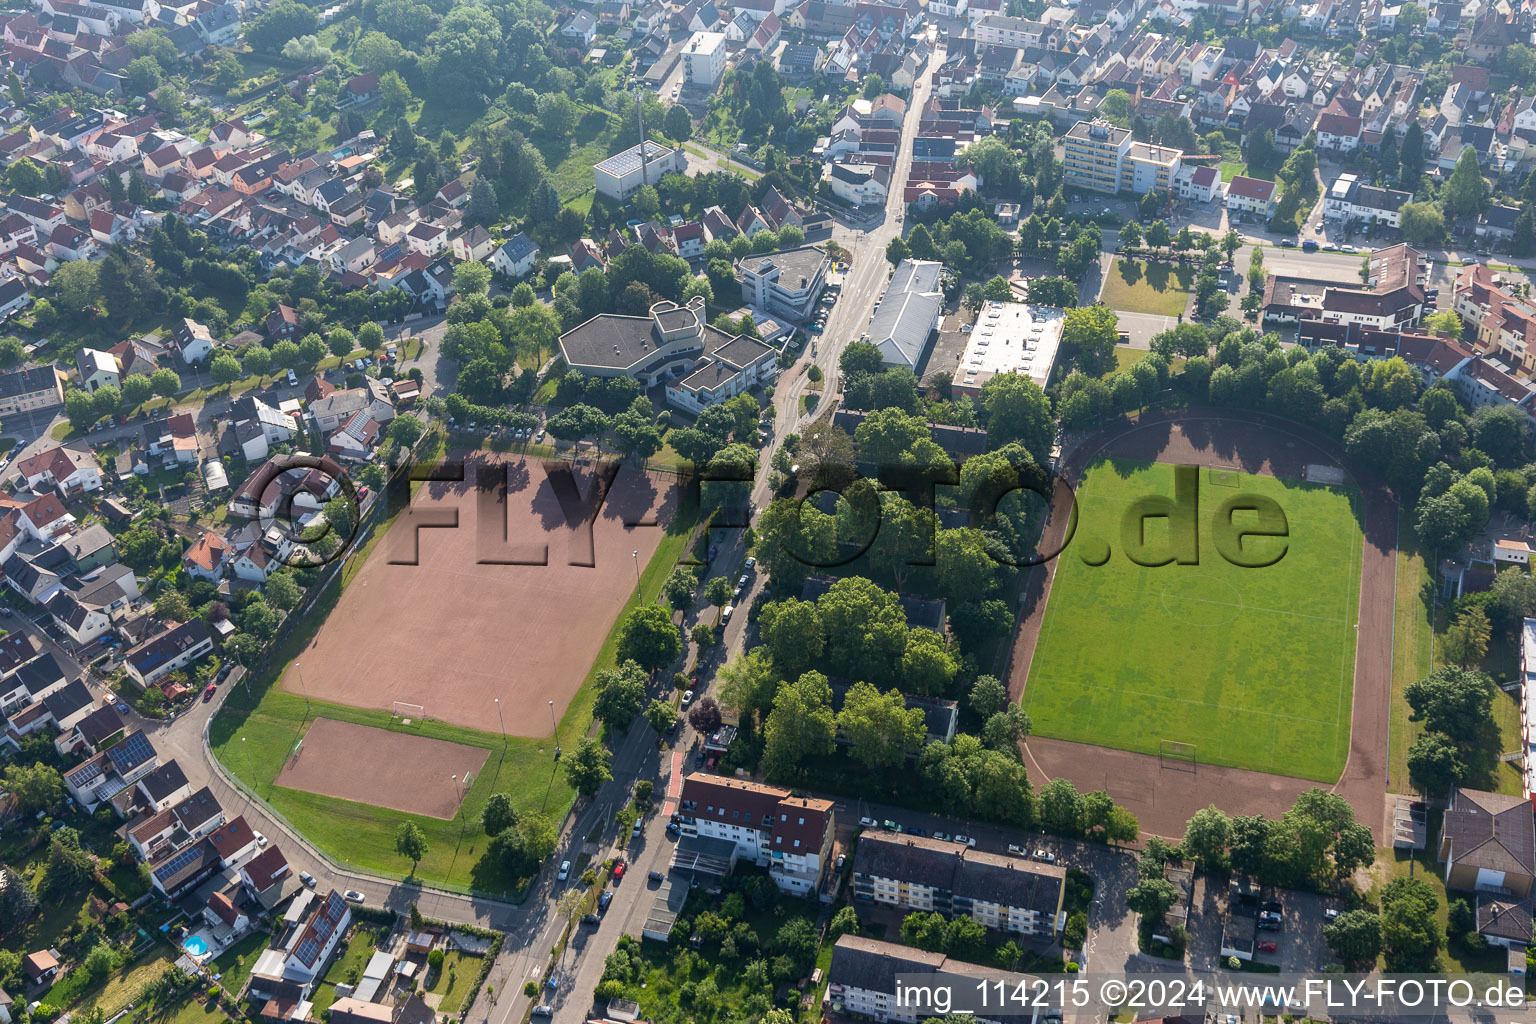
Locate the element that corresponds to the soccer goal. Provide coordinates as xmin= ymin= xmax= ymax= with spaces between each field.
xmin=1159 ymin=739 xmax=1197 ymax=772
xmin=1207 ymin=468 xmax=1240 ymax=488
xmin=391 ymin=701 xmax=426 ymax=726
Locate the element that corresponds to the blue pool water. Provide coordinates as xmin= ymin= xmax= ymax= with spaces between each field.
xmin=183 ymin=936 xmax=209 ymax=957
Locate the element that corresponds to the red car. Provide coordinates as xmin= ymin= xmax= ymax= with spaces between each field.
xmin=202 ymin=684 xmax=217 ymax=702
xmin=1257 ymin=941 xmax=1277 ymax=953
xmin=612 ymin=860 xmax=626 ymax=880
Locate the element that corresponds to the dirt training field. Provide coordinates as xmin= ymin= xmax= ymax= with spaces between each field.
xmin=275 ymin=718 xmax=490 ymax=818
xmin=289 ymin=452 xmax=680 ymax=734
xmin=1007 ymin=410 xmax=1397 ymax=841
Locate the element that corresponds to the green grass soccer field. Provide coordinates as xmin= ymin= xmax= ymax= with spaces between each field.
xmin=1023 ymin=458 xmax=1364 ymax=782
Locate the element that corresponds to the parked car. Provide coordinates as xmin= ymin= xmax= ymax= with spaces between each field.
xmin=881 ymin=819 xmax=901 ymax=832
xmin=932 ymin=831 xmax=951 ymax=841
xmin=666 ymin=822 xmax=681 ymax=836
xmin=531 ymin=1007 xmax=553 ymax=1017
xmin=745 ymin=557 xmax=756 ymax=570
xmin=613 ymin=860 xmax=626 ymax=879
xmin=1324 ymin=908 xmax=1340 ymax=920
xmin=599 ymin=891 xmax=613 ymax=912
xmin=954 ymin=834 xmax=975 ymax=847
xmin=860 ymin=816 xmax=878 ymax=827
xmin=631 ymin=820 xmax=642 ymax=838
xmin=1302 ymin=239 xmax=1319 ymax=252
xmin=1257 ymin=941 xmax=1277 ymax=953
xmin=648 ymin=870 xmax=664 ymax=882
xmin=254 ymin=831 xmax=267 ymax=847
xmin=558 ymin=860 xmax=571 ymax=881
xmin=344 ymin=890 xmax=366 ymax=904
xmin=299 ymin=871 xmax=317 ymax=887
xmin=581 ymin=913 xmax=599 ymax=927
xmin=202 ymin=684 xmax=217 ymax=702
xmin=1033 ymin=849 xmax=1056 ymax=863
xmin=682 ymin=689 xmax=694 ymax=707
xmin=1007 ymin=843 xmax=1028 ymax=855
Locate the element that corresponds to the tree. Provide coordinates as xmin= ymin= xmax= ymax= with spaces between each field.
xmin=1441 ymin=606 xmax=1490 ymax=667
xmin=454 ymin=261 xmax=492 ymax=297
xmin=1182 ymin=805 xmax=1232 ymax=872
xmin=1397 ymin=1 xmax=1427 ymax=28
xmin=968 ymin=676 xmax=1008 ymax=720
xmin=563 ymin=737 xmax=613 ymax=797
xmin=1380 ymin=876 xmax=1441 ymax=971
xmin=125 ymin=55 xmax=162 ymax=96
xmin=1426 ymin=309 xmax=1462 ymax=338
xmin=1405 ymin=666 xmax=1494 ymax=743
xmin=886 ymin=236 xmax=909 ymax=267
xmin=664 ymin=104 xmax=692 ymax=142
xmin=1125 ymin=876 xmax=1180 ymax=920
xmin=1400 ymin=120 xmax=1426 ymax=186
xmin=979 ymin=373 xmax=1053 ymax=465
xmin=1325 ymin=909 xmax=1382 ymax=966
xmin=717 ymin=648 xmax=777 ymax=719
xmin=2 ymin=763 xmax=63 ymax=813
xmin=762 ymin=671 xmax=837 ymax=780
xmin=594 ymin=660 xmax=648 ymax=733
xmin=1443 ymin=148 xmax=1489 ymax=221
xmin=120 ymin=373 xmax=153 ymax=407
xmin=688 ymin=695 xmax=723 ymax=734
xmin=5 ymin=158 xmax=43 ymax=196
xmin=394 ymin=821 xmax=428 ymax=872
xmin=1062 ymin=304 xmax=1119 ymax=375
xmin=482 ymin=793 xmax=517 ymax=837
xmin=615 ymin=604 xmax=682 ymax=674
xmin=830 ymin=906 xmax=860 ymax=938
xmin=838 ymin=681 xmax=926 ymax=770
xmin=1407 ymin=731 xmax=1464 ymax=794
xmin=516 ymin=811 xmax=558 ymax=861
xmin=467 ymin=177 xmax=499 ymax=227
xmin=247 ymin=0 xmax=317 ymax=53
xmin=646 ymin=698 xmax=676 ymax=735
xmin=266 ymin=571 xmax=301 ymax=610
xmin=1038 ymin=777 xmax=1084 ymax=835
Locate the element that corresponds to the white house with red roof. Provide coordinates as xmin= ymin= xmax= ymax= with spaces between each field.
xmin=1225 ymin=174 xmax=1278 ymax=217
xmin=1173 ymin=163 xmax=1220 ymax=202
xmin=678 ymin=771 xmax=835 ymax=894
xmin=16 ymin=446 xmax=101 ymax=499
xmin=181 ymin=531 xmax=229 ymax=583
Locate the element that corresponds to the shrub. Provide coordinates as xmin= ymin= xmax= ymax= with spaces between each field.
xmin=524 ymin=981 xmax=538 ymax=997
xmin=427 ymin=949 xmax=444 ymax=971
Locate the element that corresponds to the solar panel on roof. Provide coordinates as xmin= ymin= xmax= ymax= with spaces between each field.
xmin=295 ymin=937 xmax=322 ymax=965
xmin=108 ymin=731 xmax=153 ymax=769
xmin=153 ymin=843 xmax=203 ymax=880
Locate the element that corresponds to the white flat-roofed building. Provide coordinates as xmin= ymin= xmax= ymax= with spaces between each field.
xmin=951 ymin=301 xmax=1065 ymax=396
xmin=683 ymin=31 xmax=728 ymax=87
xmin=735 ymin=245 xmax=830 ymax=320
xmin=593 ymin=142 xmax=688 ymax=201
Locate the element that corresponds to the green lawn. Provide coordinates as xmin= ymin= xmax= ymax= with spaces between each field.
xmin=1023 ymin=458 xmax=1365 ymax=782
xmin=1378 ymin=818 xmax=1509 ymax=974
xmin=310 ymin=926 xmax=383 ymax=1015
xmin=425 ymin=950 xmax=482 ymax=1014
xmin=1220 ymin=162 xmax=1247 ymax=182
xmin=211 ymin=929 xmax=270 ymax=997
xmin=210 ymin=456 xmax=699 ymax=893
xmin=1107 ymin=346 xmax=1184 ymax=377
xmin=1098 ymin=260 xmax=1197 ymax=318
xmin=162 ymin=994 xmax=235 ymax=1024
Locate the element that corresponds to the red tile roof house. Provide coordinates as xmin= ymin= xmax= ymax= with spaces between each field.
xmin=181 ymin=531 xmax=229 ymax=582
xmin=344 ymin=71 xmax=379 ymax=105
xmin=264 ymin=304 xmax=300 ymax=341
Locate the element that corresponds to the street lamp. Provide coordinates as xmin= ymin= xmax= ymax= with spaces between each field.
xmin=494 ymin=697 xmax=505 ymax=744
xmin=632 ymin=549 xmax=639 ymax=583
xmin=241 ymin=736 xmax=256 ymax=797
xmin=294 ymin=661 xmax=310 ymax=717
xmin=549 ymin=699 xmax=559 ymax=759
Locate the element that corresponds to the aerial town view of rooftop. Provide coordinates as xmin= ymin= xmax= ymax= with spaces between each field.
xmin=3 ymin=0 xmax=1536 ymax=1019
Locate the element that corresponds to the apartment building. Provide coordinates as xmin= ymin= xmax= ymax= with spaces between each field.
xmin=827 ymin=935 xmax=1053 ymax=1024
xmin=1455 ymin=261 xmax=1536 ymax=372
xmin=1063 ymin=119 xmax=1182 ymax=195
xmin=852 ymin=832 xmax=1066 ymax=937
xmin=1264 ymin=243 xmax=1426 ymax=330
xmin=1063 ymin=118 xmax=1131 ymax=194
xmin=1324 ymin=173 xmax=1412 ymax=229
xmin=677 ymin=772 xmax=835 ymax=894
xmin=1225 ymin=175 xmax=1279 ymax=218
xmin=683 ymin=30 xmax=728 ymax=87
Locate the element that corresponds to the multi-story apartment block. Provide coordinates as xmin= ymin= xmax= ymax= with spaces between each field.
xmin=1063 ymin=120 xmax=1182 ymax=195
xmin=1062 ymin=119 xmax=1131 ymax=194
xmin=1455 ymin=262 xmax=1536 ymax=373
xmin=677 ymin=772 xmax=835 ymax=894
xmin=852 ymin=832 xmax=1066 ymax=937
xmin=828 ymin=935 xmax=1054 ymax=1024
xmin=683 ymin=30 xmax=728 ymax=87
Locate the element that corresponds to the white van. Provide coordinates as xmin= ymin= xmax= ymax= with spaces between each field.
xmin=286 ymin=369 xmax=298 ymax=387
xmin=721 ymin=604 xmax=734 ymax=622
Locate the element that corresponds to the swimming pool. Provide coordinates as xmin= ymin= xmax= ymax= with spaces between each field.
xmin=183 ymin=935 xmax=209 ymax=957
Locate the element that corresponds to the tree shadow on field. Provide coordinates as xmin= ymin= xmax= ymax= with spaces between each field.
xmin=1118 ymin=260 xmax=1145 ymax=288
xmin=601 ymin=463 xmax=662 ymax=525
xmin=1144 ymin=261 xmax=1171 ymax=292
